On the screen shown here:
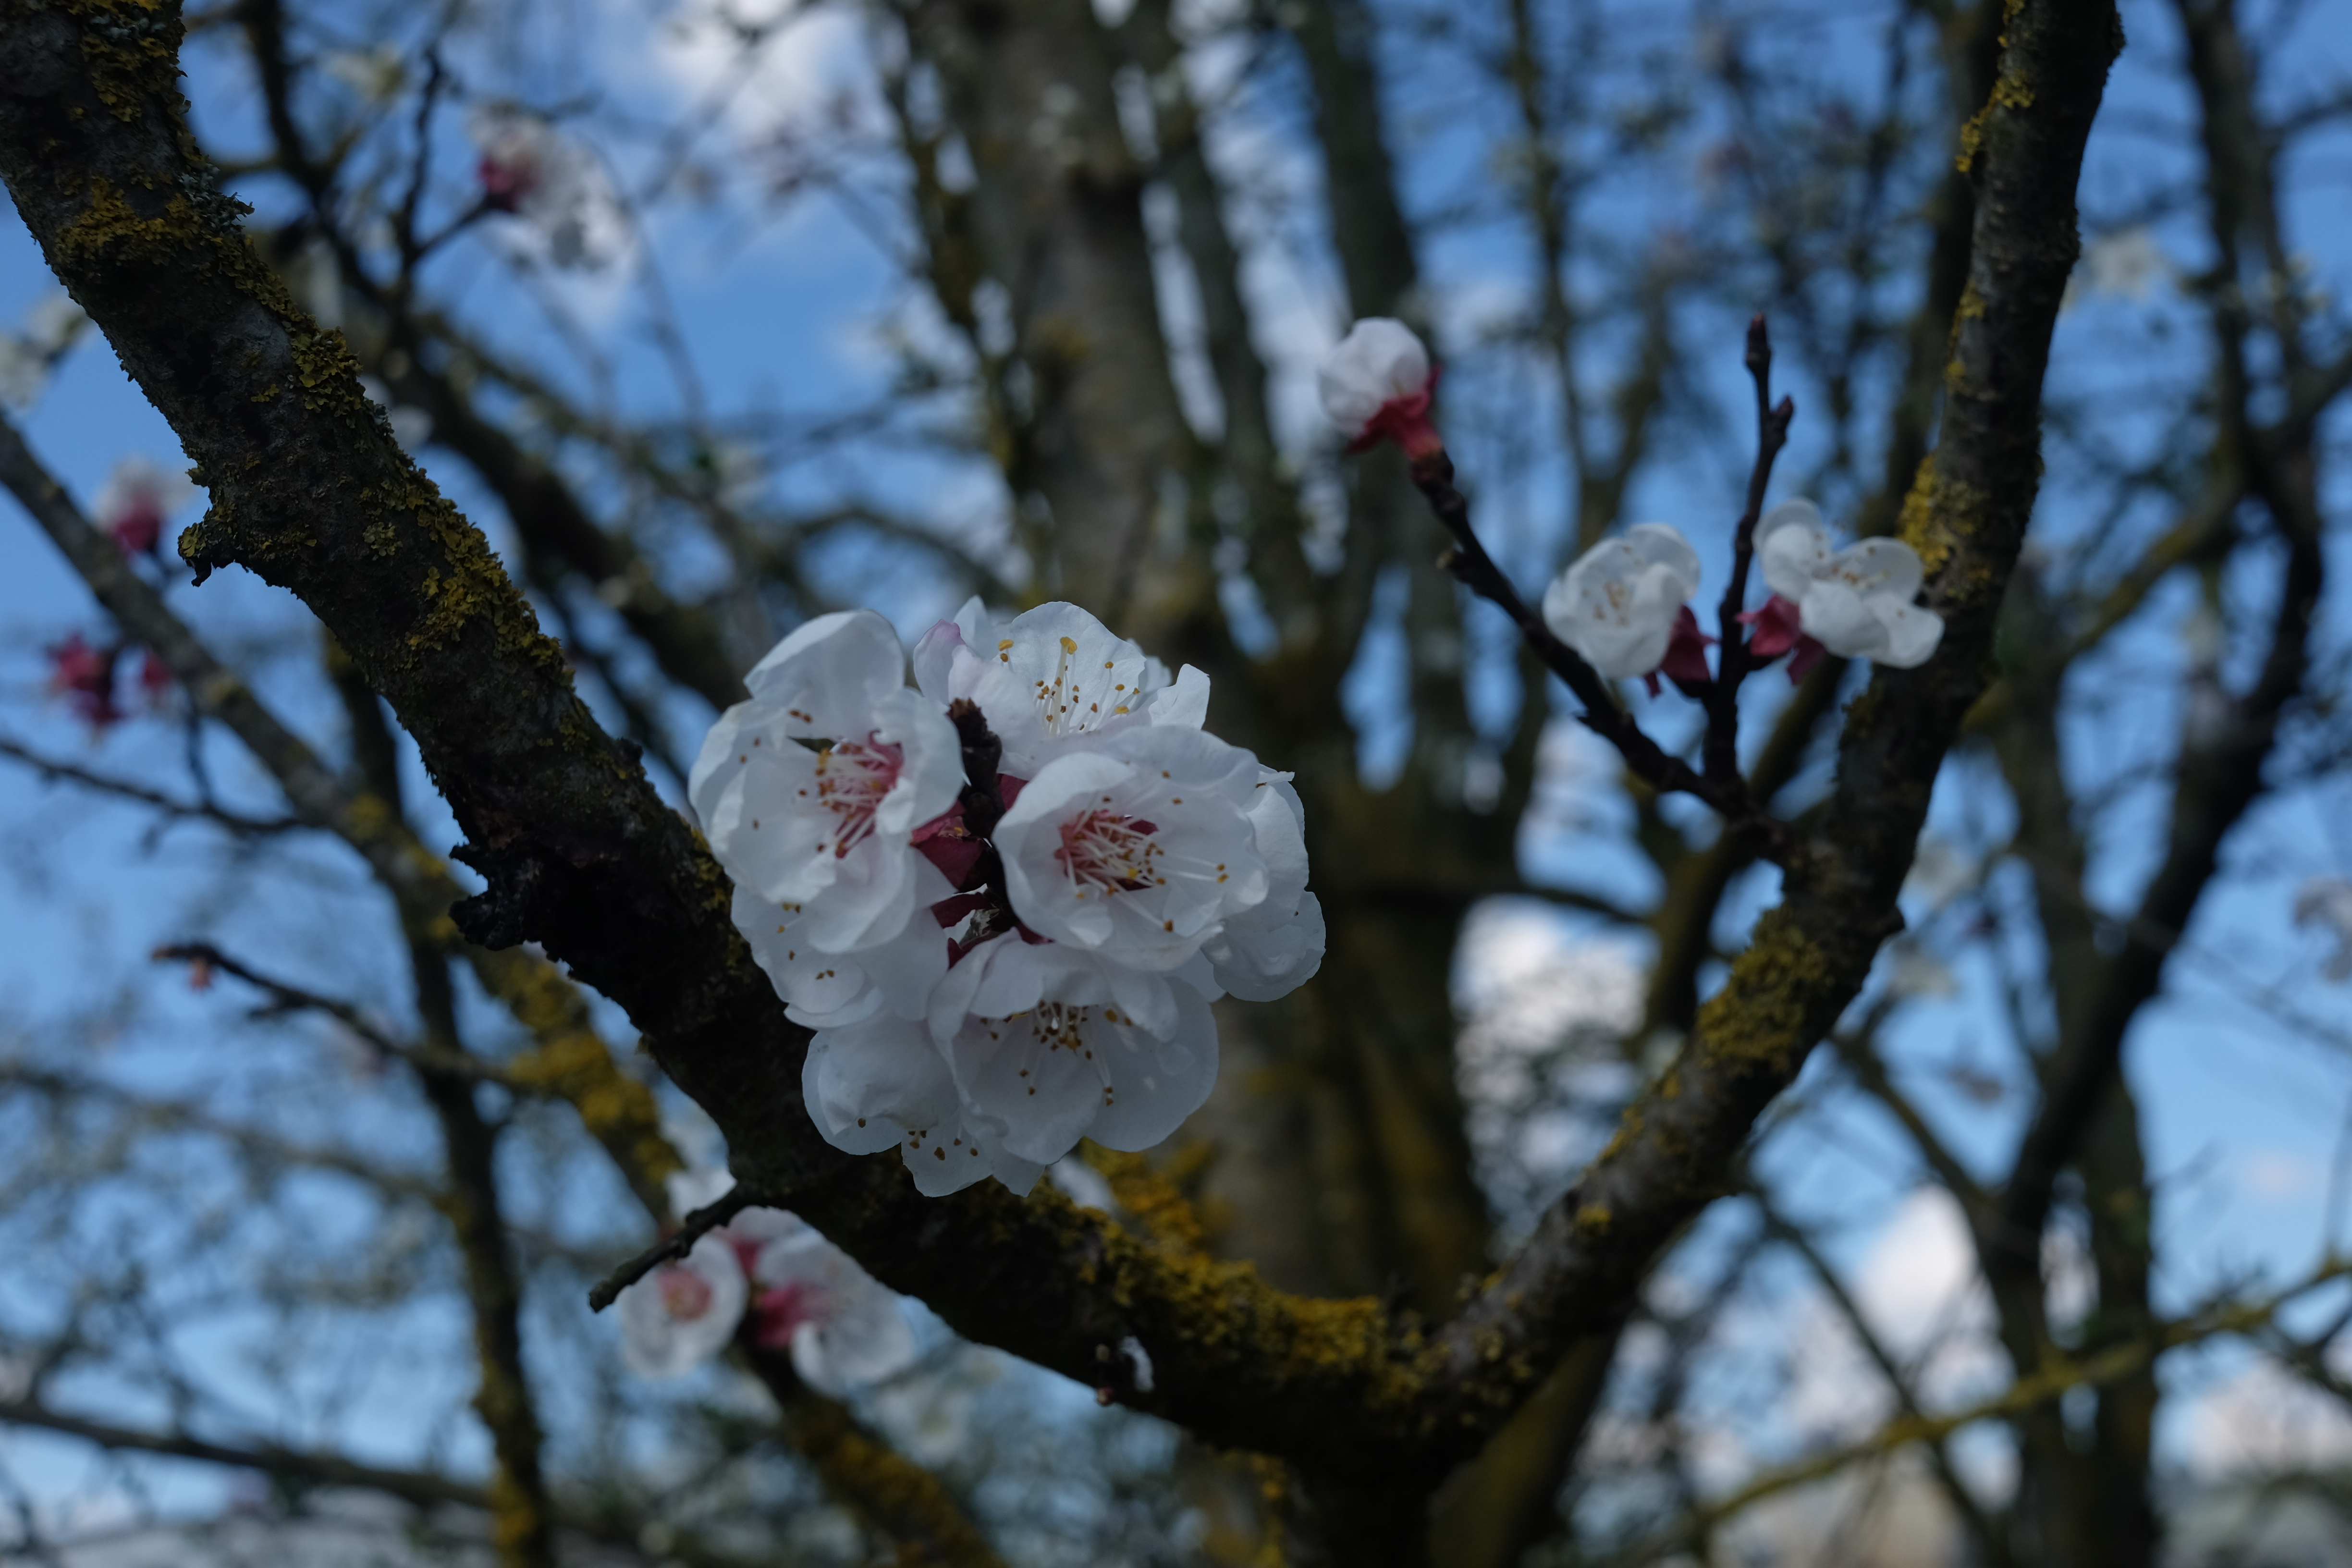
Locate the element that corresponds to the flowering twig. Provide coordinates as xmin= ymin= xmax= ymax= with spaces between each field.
xmin=1408 ymin=451 xmax=1791 ymax=862
xmin=1703 ymin=316 xmax=1797 ymax=785
xmin=587 ymin=1188 xmax=757 ymax=1312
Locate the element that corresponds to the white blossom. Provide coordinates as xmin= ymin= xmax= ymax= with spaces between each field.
xmin=1754 ymin=499 xmax=1943 ymax=668
xmin=751 ymin=1224 xmax=919 ymax=1396
xmin=733 ymin=872 xmax=953 ymax=1031
xmin=993 ymin=723 xmax=1269 ymax=972
xmin=621 ymin=1168 xmax=918 ymax=1390
xmin=691 ymin=610 xmax=966 ymax=955
xmin=468 ymin=110 xmax=629 ymax=270
xmin=2295 ymin=877 xmax=2352 ymax=982
xmin=617 ymin=1233 xmax=746 ymax=1378
xmin=1316 ymin=318 xmax=1438 ymax=455
xmin=1541 ymin=525 xmax=1703 ymax=679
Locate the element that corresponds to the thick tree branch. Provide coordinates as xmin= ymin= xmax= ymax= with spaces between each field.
xmin=1405 ymin=0 xmax=2121 ymax=1450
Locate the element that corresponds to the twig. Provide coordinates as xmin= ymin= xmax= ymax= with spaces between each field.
xmin=0 ymin=735 xmax=300 ymax=835
xmin=1704 ymin=315 xmax=1797 ymax=785
xmin=151 ymin=941 xmax=502 ymax=1084
xmin=1408 ymin=451 xmax=1793 ymax=863
xmin=587 ymin=1188 xmax=755 ymax=1312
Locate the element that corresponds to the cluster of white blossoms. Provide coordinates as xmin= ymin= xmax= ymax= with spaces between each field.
xmin=691 ymin=600 xmax=1324 ymax=1197
xmin=617 ymin=1169 xmax=917 ymax=1394
xmin=1317 ymin=319 xmax=1944 ymax=691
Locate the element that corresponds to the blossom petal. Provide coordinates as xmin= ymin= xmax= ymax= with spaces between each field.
xmin=1622 ymin=522 xmax=1702 ymax=591
xmin=944 ymin=981 xmax=1218 ymax=1165
xmin=742 ymin=609 xmax=908 ymax=739
xmin=1755 ymin=500 xmax=1832 ymax=601
xmin=1872 ymin=598 xmax=1945 ymax=668
xmin=1829 ymin=538 xmax=1923 ymax=600
xmin=869 ymin=687 xmax=966 ymax=836
xmin=1543 ymin=538 xmax=1690 ymax=679
xmin=1084 ymin=982 xmax=1220 ymax=1153
xmin=1798 ymin=579 xmax=1892 ymax=659
xmin=1316 ymin=318 xmax=1432 ymax=429
xmin=1207 ymin=889 xmax=1325 ymax=1003
xmin=963 ymin=601 xmax=1176 ymax=769
xmin=912 ymin=595 xmax=994 ymax=705
xmin=617 ymin=1236 xmax=746 ymax=1379
xmin=801 ymin=1012 xmax=964 ymax=1156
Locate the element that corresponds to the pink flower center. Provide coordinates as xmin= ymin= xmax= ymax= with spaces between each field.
xmin=815 ymin=737 xmax=905 ymax=857
xmin=107 ymin=497 xmax=164 ymax=555
xmin=478 ymin=155 xmax=539 ymax=210
xmin=1055 ymin=810 xmax=1163 ymax=895
xmin=753 ymin=1282 xmax=826 ymax=1349
xmin=658 ymin=1267 xmax=714 ymax=1322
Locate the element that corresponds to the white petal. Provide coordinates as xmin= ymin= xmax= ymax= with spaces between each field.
xmin=945 ymin=982 xmax=1218 ymax=1166
xmin=964 ymin=601 xmax=1170 ymax=766
xmin=742 ymin=610 xmax=909 ymax=738
xmin=1755 ymin=500 xmax=1832 ymax=600
xmin=1082 ymin=983 xmax=1221 ymax=1154
xmin=1798 ymin=579 xmax=1891 ymax=659
xmin=868 ymin=687 xmax=966 ymax=836
xmin=1871 ymin=598 xmax=1945 ymax=668
xmin=1622 ymin=523 xmax=1703 ymax=595
xmin=1144 ymin=664 xmax=1211 ymax=729
xmin=1207 ymin=889 xmax=1326 ymax=1003
xmin=1827 ymin=538 xmax=1924 ymax=601
xmin=1542 ymin=542 xmax=1686 ymax=678
xmin=801 ymin=1013 xmax=963 ymax=1156
xmin=617 ymin=1236 xmax=747 ymax=1379
xmin=1316 ymin=318 xmax=1431 ymax=428
xmin=912 ymin=595 xmax=993 ymax=704
xmin=794 ymin=1300 xmax=919 ymax=1397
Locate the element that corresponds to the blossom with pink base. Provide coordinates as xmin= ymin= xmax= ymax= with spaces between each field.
xmin=93 ymin=456 xmax=193 ymax=557
xmin=617 ymin=1170 xmax=917 ymax=1389
xmin=1740 ymin=500 xmax=1943 ymax=681
xmin=467 ymin=110 xmax=627 ymax=270
xmin=617 ymin=1233 xmax=747 ymax=1379
xmin=1542 ymin=524 xmax=1712 ymax=694
xmin=1317 ymin=318 xmax=1443 ymax=459
xmin=691 ymin=610 xmax=967 ymax=957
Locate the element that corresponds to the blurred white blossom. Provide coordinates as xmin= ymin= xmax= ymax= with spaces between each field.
xmin=2294 ymin=877 xmax=2352 ymax=981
